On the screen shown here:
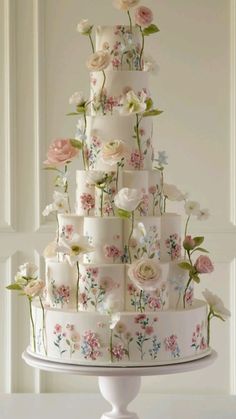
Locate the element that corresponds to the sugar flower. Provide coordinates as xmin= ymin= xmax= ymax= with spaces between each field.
xmin=77 ymin=19 xmax=93 ymax=34
xmin=120 ymin=90 xmax=147 ymax=115
xmin=194 ymin=255 xmax=214 ymax=274
xmin=101 ymin=140 xmax=127 ymax=166
xmin=43 ymin=241 xmax=58 ymax=259
xmin=42 ymin=191 xmax=69 ymax=216
xmin=113 ymin=0 xmax=140 ymax=11
xmin=202 ymin=289 xmax=231 ymax=320
xmin=184 ymin=200 xmax=200 ymax=216
xmin=128 ymin=258 xmax=163 ymax=291
xmin=24 ymin=279 xmax=45 ymax=298
xmin=197 ymin=208 xmax=210 ymax=221
xmin=44 ymin=139 xmax=79 ymax=166
xmin=69 ymin=91 xmax=85 ymax=106
xmin=17 ymin=262 xmax=38 ymax=279
xmin=135 ymin=6 xmax=153 ymax=27
xmin=86 ymin=50 xmax=110 ymax=71
xmin=56 ymin=234 xmax=94 ymax=265
xmin=114 ymin=187 xmax=143 ymax=212
xmin=163 ymin=183 xmax=187 ymax=201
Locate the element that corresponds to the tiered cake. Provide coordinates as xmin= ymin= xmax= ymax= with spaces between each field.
xmin=9 ymin=2 xmax=230 ymax=367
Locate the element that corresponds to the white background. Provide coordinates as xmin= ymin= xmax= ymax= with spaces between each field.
xmin=0 ymin=0 xmax=235 ymax=395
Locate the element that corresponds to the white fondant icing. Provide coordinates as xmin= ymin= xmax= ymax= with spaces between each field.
xmin=160 ymin=213 xmax=182 ymax=262
xmin=57 ymin=214 xmax=84 ymax=239
xmin=168 ymin=260 xmax=194 ymax=310
xmin=76 ymin=170 xmax=95 ymax=216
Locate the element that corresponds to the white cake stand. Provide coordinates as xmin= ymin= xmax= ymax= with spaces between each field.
xmin=22 ymin=349 xmax=217 ymax=419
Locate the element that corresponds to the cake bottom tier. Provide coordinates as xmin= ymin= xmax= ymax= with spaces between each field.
xmin=30 ymin=300 xmax=210 ymax=366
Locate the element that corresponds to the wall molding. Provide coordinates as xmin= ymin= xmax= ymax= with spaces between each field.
xmin=231 ymin=0 xmax=236 ymax=226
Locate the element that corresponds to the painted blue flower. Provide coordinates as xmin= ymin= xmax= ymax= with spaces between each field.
xmin=155 ymin=150 xmax=168 ymax=167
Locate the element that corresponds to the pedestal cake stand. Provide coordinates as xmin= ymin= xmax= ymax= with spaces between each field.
xmin=22 ymin=348 xmax=217 ymax=419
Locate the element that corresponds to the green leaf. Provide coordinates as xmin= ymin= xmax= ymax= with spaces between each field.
xmin=192 ymin=274 xmax=201 ymax=284
xmin=145 ymin=98 xmax=153 ymax=111
xmin=70 ymin=139 xmax=83 ymax=149
xmin=6 ymin=283 xmax=22 ymax=291
xmin=66 ymin=112 xmax=79 ymax=116
xmin=143 ymin=24 xmax=160 ymax=36
xmin=76 ymin=106 xmax=86 ymax=113
xmin=193 ymin=236 xmax=204 ymax=246
xmin=66 ymin=339 xmax=71 ymax=346
xmin=194 ymin=247 xmax=209 ymax=254
xmin=143 ymin=109 xmax=163 ymax=117
xmin=178 ymin=262 xmax=192 ymax=271
xmin=43 ymin=167 xmax=60 ymax=172
xmin=116 ymin=208 xmax=131 ymax=219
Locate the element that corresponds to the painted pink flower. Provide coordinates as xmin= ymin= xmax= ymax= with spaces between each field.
xmin=80 ymin=193 xmax=95 ymax=214
xmin=148 ymin=296 xmax=161 ymax=311
xmin=196 ymin=324 xmax=201 ymax=334
xmin=104 ymin=244 xmax=122 ymax=260
xmin=194 ymin=255 xmax=214 ymax=274
xmin=65 ymin=224 xmax=74 ymax=238
xmin=185 ymin=288 xmax=193 ymax=305
xmin=129 ymin=150 xmax=144 ymax=169
xmin=171 ymin=243 xmax=181 ymax=260
xmin=44 ymin=139 xmax=78 ymax=166
xmin=200 ymin=337 xmax=207 ymax=350
xmin=54 ymin=324 xmax=62 ymax=334
xmin=112 ymin=344 xmax=126 ymax=361
xmin=135 ymin=314 xmax=147 ymax=323
xmin=145 ymin=326 xmax=154 ymax=336
xmin=149 ymin=185 xmax=157 ymax=194
xmin=165 ymin=335 xmax=178 ymax=352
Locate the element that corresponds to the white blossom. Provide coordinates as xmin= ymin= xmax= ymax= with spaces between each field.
xmin=184 ymin=200 xmax=200 ymax=216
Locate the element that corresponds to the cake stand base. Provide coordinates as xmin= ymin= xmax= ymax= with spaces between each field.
xmin=22 ymin=349 xmax=217 ymax=419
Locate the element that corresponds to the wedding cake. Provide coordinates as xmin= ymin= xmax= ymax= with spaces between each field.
xmin=8 ymin=0 xmax=230 ymax=367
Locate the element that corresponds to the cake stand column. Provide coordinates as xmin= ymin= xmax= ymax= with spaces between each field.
xmin=98 ymin=376 xmax=141 ymax=419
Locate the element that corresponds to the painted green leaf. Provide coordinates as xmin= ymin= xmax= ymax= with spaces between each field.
xmin=143 ymin=24 xmax=160 ymax=36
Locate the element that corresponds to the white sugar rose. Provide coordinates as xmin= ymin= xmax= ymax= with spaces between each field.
xmin=163 ymin=183 xmax=187 ymax=201
xmin=101 ymin=140 xmax=126 ymax=165
xmin=24 ymin=279 xmax=45 ymax=298
xmin=86 ymin=50 xmax=110 ymax=71
xmin=113 ymin=0 xmax=140 ymax=11
xmin=77 ymin=19 xmax=93 ymax=34
xmin=128 ymin=259 xmax=163 ymax=292
xmin=114 ymin=187 xmax=142 ymax=212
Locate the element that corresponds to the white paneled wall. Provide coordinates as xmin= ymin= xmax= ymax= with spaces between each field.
xmin=0 ymin=0 xmax=235 ymax=394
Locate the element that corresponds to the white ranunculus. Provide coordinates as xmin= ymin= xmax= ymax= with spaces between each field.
xmin=24 ymin=279 xmax=45 ymax=298
xmin=197 ymin=208 xmax=210 ymax=221
xmin=69 ymin=91 xmax=85 ymax=106
xmin=113 ymin=0 xmax=140 ymax=11
xmin=101 ymin=140 xmax=127 ymax=166
xmin=86 ymin=50 xmax=110 ymax=71
xmin=18 ymin=262 xmax=38 ymax=279
xmin=120 ymin=90 xmax=147 ymax=115
xmin=185 ymin=200 xmax=200 ymax=216
xmin=128 ymin=258 xmax=163 ymax=292
xmin=163 ymin=183 xmax=187 ymax=201
xmin=76 ymin=19 xmax=93 ymax=34
xmin=57 ymin=234 xmax=94 ymax=265
xmin=202 ymin=289 xmax=231 ymax=320
xmin=114 ymin=187 xmax=143 ymax=212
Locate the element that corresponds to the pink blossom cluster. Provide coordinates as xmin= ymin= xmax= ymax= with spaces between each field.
xmin=82 ymin=330 xmax=101 ymax=360
xmin=129 ymin=150 xmax=144 ymax=169
xmin=111 ymin=344 xmax=126 ymax=361
xmin=148 ymin=296 xmax=161 ymax=311
xmin=104 ymin=244 xmax=122 ymax=261
xmin=164 ymin=334 xmax=178 ymax=352
xmin=57 ymin=285 xmax=70 ymax=302
xmin=80 ymin=193 xmax=95 ymax=214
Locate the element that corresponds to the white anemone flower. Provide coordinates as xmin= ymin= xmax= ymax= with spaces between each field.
xmin=56 ymin=234 xmax=94 ymax=265
xmin=197 ymin=208 xmax=210 ymax=221
xmin=184 ymin=200 xmax=200 ymax=216
xmin=120 ymin=90 xmax=147 ymax=115
xmin=202 ymin=289 xmax=231 ymax=320
xmin=42 ymin=191 xmax=69 ymax=216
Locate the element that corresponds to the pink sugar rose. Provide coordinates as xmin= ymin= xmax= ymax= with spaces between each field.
xmin=135 ymin=6 xmax=153 ymax=28
xmin=44 ymin=139 xmax=79 ymax=166
xmin=183 ymin=235 xmax=196 ymax=251
xmin=194 ymin=255 xmax=214 ymax=274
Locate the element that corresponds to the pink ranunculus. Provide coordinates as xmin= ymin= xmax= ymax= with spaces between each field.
xmin=194 ymin=255 xmax=214 ymax=274
xmin=44 ymin=139 xmax=79 ymax=166
xmin=183 ymin=235 xmax=195 ymax=251
xmin=135 ymin=6 xmax=153 ymax=28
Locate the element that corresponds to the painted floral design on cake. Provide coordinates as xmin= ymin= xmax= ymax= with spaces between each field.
xmin=164 ymin=334 xmax=180 ymax=358
xmin=130 ymin=224 xmax=160 ymax=260
xmin=165 ymin=234 xmax=181 ymax=261
xmin=85 ymin=135 xmax=102 ymax=169
xmin=134 ymin=314 xmax=160 ymax=360
xmin=80 ymin=193 xmax=95 ymax=215
xmin=104 ymin=244 xmax=123 ymax=263
xmin=79 ymin=267 xmax=119 ymax=311
xmin=110 ymin=25 xmax=141 ymax=71
xmin=51 ymin=280 xmax=71 ymax=308
xmin=191 ymin=323 xmax=207 ymax=352
xmin=53 ymin=324 xmax=80 ymax=359
xmin=81 ymin=330 xmax=101 ymax=360
xmin=127 ymin=282 xmax=167 ymax=312
xmin=149 ymin=184 xmax=161 ymax=216
xmin=60 ymin=224 xmax=74 ymax=240
xmin=110 ymin=321 xmax=133 ymax=362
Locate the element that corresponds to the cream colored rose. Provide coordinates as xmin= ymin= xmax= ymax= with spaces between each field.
xmin=128 ymin=259 xmax=163 ymax=291
xmin=24 ymin=279 xmax=45 ymax=298
xmin=114 ymin=187 xmax=142 ymax=212
xmin=86 ymin=50 xmax=110 ymax=71
xmin=113 ymin=0 xmax=140 ymax=11
xmin=76 ymin=19 xmax=93 ymax=34
xmin=101 ymin=140 xmax=126 ymax=165
xmin=43 ymin=241 xmax=57 ymax=259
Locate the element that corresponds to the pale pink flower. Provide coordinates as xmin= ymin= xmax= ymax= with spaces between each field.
xmin=195 ymin=255 xmax=214 ymax=274
xmin=44 ymin=139 xmax=78 ymax=166
xmin=54 ymin=324 xmax=62 ymax=334
xmin=145 ymin=326 xmax=154 ymax=336
xmin=135 ymin=6 xmax=153 ymax=27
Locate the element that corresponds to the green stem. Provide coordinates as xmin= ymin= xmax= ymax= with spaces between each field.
xmin=139 ymin=26 xmax=145 ymax=70
xmin=184 ymin=215 xmax=191 ymax=238
xmin=39 ymin=296 xmax=47 ymax=355
xmin=183 ymin=276 xmax=192 ymax=309
xmin=135 ymin=114 xmax=142 ymax=169
xmin=139 ymin=290 xmax=144 ymax=313
xmin=127 ymin=211 xmax=135 ymax=264
xmin=82 ymin=111 xmax=88 ymax=170
xmin=76 ymin=261 xmax=80 ymax=311
xmin=100 ymin=188 xmax=104 ymax=217
xmin=159 ymin=170 xmax=164 ymax=215
xmin=116 ymin=163 xmax=119 ymax=192
xmin=29 ymin=298 xmax=36 ymax=352
xmin=89 ymin=32 xmax=95 ymax=53
xmin=127 ymin=10 xmax=132 ymax=33
xmin=207 ymin=311 xmax=213 ymax=346
xmin=110 ymin=329 xmax=114 ymax=363
xmin=163 ymin=196 xmax=167 ymax=213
